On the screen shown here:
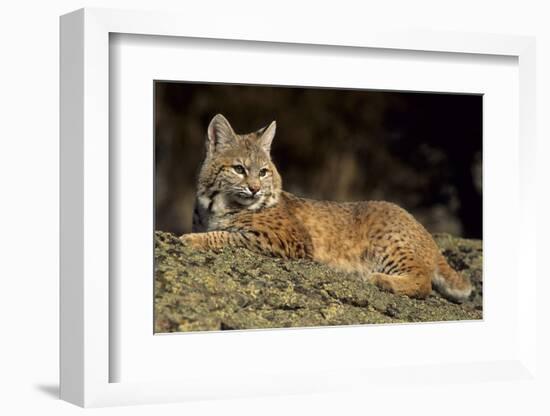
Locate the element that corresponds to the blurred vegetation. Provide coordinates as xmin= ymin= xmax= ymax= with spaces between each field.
xmin=155 ymin=82 xmax=482 ymax=238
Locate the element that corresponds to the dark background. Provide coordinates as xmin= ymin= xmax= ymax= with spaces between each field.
xmin=155 ymin=82 xmax=482 ymax=238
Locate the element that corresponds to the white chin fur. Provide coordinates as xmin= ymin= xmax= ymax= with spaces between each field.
xmin=234 ymin=194 xmax=263 ymax=208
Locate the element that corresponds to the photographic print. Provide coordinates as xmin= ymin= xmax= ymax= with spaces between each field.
xmin=154 ymin=82 xmax=483 ymax=333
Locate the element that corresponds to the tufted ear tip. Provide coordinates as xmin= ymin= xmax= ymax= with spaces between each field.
xmin=206 ymin=114 xmax=236 ymax=153
xmin=257 ymin=120 xmax=277 ymax=153
xmin=210 ymin=113 xmax=229 ymax=124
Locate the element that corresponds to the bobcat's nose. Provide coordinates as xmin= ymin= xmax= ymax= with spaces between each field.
xmin=248 ymin=184 xmax=260 ymax=195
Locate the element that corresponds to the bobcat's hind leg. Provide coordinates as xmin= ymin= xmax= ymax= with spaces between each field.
xmin=368 ymin=272 xmax=432 ymax=299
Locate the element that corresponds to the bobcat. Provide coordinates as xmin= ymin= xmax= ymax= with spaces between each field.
xmin=180 ymin=114 xmax=472 ymax=302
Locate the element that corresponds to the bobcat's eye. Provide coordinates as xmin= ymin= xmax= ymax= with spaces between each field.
xmin=232 ymin=165 xmax=246 ymax=175
xmin=259 ymin=168 xmax=268 ymax=177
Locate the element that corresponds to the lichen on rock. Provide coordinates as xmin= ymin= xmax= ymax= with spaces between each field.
xmin=154 ymin=231 xmax=482 ymax=333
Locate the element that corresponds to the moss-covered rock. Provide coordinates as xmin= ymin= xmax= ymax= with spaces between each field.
xmin=155 ymin=231 xmax=482 ymax=333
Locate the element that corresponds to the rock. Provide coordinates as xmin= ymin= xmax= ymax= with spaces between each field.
xmin=155 ymin=231 xmax=482 ymax=333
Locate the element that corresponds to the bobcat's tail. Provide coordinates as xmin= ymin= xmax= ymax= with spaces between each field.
xmin=432 ymin=252 xmax=472 ymax=303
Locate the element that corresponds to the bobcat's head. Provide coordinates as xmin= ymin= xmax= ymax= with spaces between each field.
xmin=196 ymin=114 xmax=282 ymax=212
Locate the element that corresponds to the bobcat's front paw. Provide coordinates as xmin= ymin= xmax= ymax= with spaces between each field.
xmin=179 ymin=233 xmax=206 ymax=250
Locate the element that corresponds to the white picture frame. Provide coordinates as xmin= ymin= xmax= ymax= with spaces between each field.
xmin=60 ymin=7 xmax=538 ymax=408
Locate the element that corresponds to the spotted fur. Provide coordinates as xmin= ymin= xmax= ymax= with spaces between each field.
xmin=181 ymin=114 xmax=472 ymax=302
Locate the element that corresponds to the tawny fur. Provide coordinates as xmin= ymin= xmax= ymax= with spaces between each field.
xmin=180 ymin=114 xmax=473 ymax=302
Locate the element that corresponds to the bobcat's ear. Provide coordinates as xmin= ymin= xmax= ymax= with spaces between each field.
xmin=207 ymin=114 xmax=237 ymax=153
xmin=257 ymin=120 xmax=276 ymax=153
